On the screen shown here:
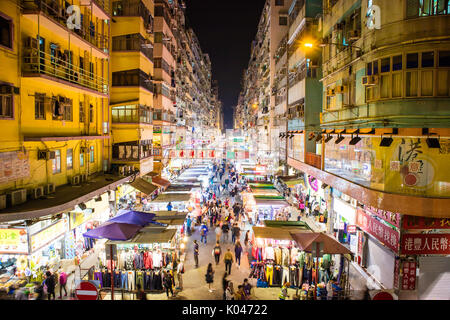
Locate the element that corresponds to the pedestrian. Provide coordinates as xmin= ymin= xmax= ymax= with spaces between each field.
xmin=163 ymin=271 xmax=174 ymax=298
xmin=167 ymin=202 xmax=173 ymax=211
xmin=232 ymin=223 xmax=241 ymax=244
xmin=177 ymin=259 xmax=184 ymax=290
xmin=243 ymin=278 xmax=252 ymax=299
xmin=200 ymin=223 xmax=208 ymax=244
xmin=234 ymin=241 xmax=243 ymax=267
xmin=244 ymin=230 xmax=250 ymax=249
xmin=326 ymin=280 xmax=334 ymax=300
xmin=223 ymin=248 xmax=233 ymax=275
xmin=215 ymin=224 xmax=222 ymax=243
xmin=44 ymin=271 xmax=56 ymax=300
xmin=137 ymin=283 xmax=147 ymax=300
xmin=186 ymin=215 xmax=192 ymax=236
xmin=212 ymin=242 xmax=222 ymax=265
xmin=221 ymin=221 xmax=230 ymax=243
xmin=58 ymin=267 xmax=67 ymax=299
xmin=225 ymin=281 xmax=234 ymax=300
xmin=222 ymin=273 xmax=228 ymax=300
xmin=193 ymin=240 xmax=199 ymax=268
xmin=234 ymin=285 xmax=245 ymax=300
xmin=205 ymin=263 xmax=215 ymax=292
xmin=279 ymin=281 xmax=290 ymax=300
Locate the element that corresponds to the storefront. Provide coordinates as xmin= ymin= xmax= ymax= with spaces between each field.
xmin=331 ymin=194 xmax=358 ymax=246
xmin=398 ymin=215 xmax=450 ymax=300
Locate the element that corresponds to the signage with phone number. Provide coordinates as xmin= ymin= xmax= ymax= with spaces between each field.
xmin=30 ymin=219 xmax=67 ymax=253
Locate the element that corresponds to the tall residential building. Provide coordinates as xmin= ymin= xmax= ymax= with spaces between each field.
xmin=111 ymin=0 xmax=155 ymax=178
xmin=0 ymin=0 xmax=134 ymax=224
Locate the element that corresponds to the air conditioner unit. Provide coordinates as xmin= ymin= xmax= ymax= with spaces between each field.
xmin=38 ymin=150 xmax=56 ymax=160
xmin=80 ymin=173 xmax=88 ymax=183
xmin=119 ymin=165 xmax=127 ymax=176
xmin=326 ymin=88 xmax=335 ymax=96
xmin=348 ymin=30 xmax=360 ymax=41
xmin=44 ymin=183 xmax=55 ymax=194
xmin=7 ymin=189 xmax=27 ymax=207
xmin=0 ymin=195 xmax=6 ymax=210
xmin=335 ymin=85 xmax=347 ymax=94
xmin=29 ymin=186 xmax=45 ymax=200
xmin=71 ymin=175 xmax=81 ymax=186
xmin=361 ymin=75 xmax=379 ymax=86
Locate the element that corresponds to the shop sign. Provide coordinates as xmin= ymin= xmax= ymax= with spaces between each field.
xmin=0 ymin=228 xmax=28 ymax=254
xmin=364 ymin=205 xmax=401 ymax=228
xmin=308 ymin=175 xmax=319 ymax=192
xmin=401 ymin=261 xmax=417 ymax=290
xmin=356 ymin=208 xmax=400 ymax=253
xmin=70 ymin=210 xmax=94 ymax=230
xmin=393 ymin=258 xmax=400 ymax=290
xmin=30 ymin=219 xmax=67 ymax=253
xmin=400 ymin=233 xmax=450 ymax=255
xmin=347 ymin=225 xmax=356 ymax=233
xmin=402 ymin=215 xmax=450 ymax=230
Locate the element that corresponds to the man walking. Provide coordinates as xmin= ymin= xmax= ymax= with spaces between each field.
xmin=176 ymin=259 xmax=184 ymax=290
xmin=200 ymin=223 xmax=208 ymax=244
xmin=232 ymin=223 xmax=241 ymax=244
xmin=193 ymin=240 xmax=199 ymax=268
xmin=222 ymin=221 xmax=230 ymax=243
xmin=223 ymin=248 xmax=234 ymax=275
xmin=212 ymin=242 xmax=222 ymax=265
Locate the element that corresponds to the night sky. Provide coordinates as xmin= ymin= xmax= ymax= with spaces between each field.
xmin=184 ymin=0 xmax=266 ymax=129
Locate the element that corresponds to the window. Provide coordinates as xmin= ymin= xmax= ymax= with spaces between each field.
xmin=393 ymin=55 xmax=402 ymax=71
xmin=89 ymin=146 xmax=94 ymax=163
xmin=407 ymin=53 xmax=419 ymax=68
xmin=67 ymin=149 xmax=73 ymax=170
xmin=80 ymin=153 xmax=84 ymax=167
xmin=275 ymin=0 xmax=284 ymax=5
xmin=35 ymin=93 xmax=45 ymax=119
xmin=439 ymin=50 xmax=450 ymax=67
xmin=381 ymin=57 xmax=390 ymax=73
xmin=0 ymin=14 xmax=13 ymax=49
xmin=89 ymin=104 xmax=94 ymax=123
xmin=422 ymin=52 xmax=435 ymax=67
xmin=52 ymin=150 xmax=61 ymax=174
xmin=63 ymin=99 xmax=72 ymax=121
xmin=279 ymin=16 xmax=288 ymax=26
xmin=406 ymin=0 xmax=450 ymax=18
xmin=0 ymin=89 xmax=13 ymax=118
xmin=79 ymin=102 xmax=85 ymax=122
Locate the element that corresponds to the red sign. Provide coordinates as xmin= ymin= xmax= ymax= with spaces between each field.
xmin=356 ymin=208 xmax=400 ymax=252
xmin=76 ymin=281 xmax=98 ymax=300
xmin=372 ymin=291 xmax=394 ymax=300
xmin=365 ymin=205 xmax=401 ymax=228
xmin=401 ymin=261 xmax=417 ymax=291
xmin=347 ymin=225 xmax=356 ymax=233
xmin=402 ymin=215 xmax=450 ymax=230
xmin=393 ymin=258 xmax=400 ymax=290
xmin=400 ymin=233 xmax=450 ymax=255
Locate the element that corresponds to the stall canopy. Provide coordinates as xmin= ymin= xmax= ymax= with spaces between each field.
xmin=151 ymin=193 xmax=191 ymax=203
xmin=154 ymin=218 xmax=185 ymax=226
xmin=290 ymin=232 xmax=352 ymax=255
xmin=151 ymin=176 xmax=171 ymax=189
xmin=252 ymin=226 xmax=301 ymax=241
xmin=249 ymin=183 xmax=275 ymax=189
xmin=149 ymin=210 xmax=182 ymax=216
xmin=263 ymin=220 xmax=312 ymax=231
xmin=166 ymin=185 xmax=194 ymax=192
xmin=279 ymin=175 xmax=305 ymax=188
xmin=254 ymin=199 xmax=289 ymax=207
xmin=253 ymin=195 xmax=285 ymax=200
xmin=129 ymin=178 xmax=158 ymax=195
xmin=109 ymin=210 xmax=156 ymax=227
xmin=153 ymin=214 xmax=187 ymax=221
xmin=125 ymin=228 xmax=176 ymax=244
xmin=83 ymin=222 xmax=142 ymax=241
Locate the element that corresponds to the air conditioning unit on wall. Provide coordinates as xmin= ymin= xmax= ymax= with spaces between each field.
xmin=362 ymin=75 xmax=379 ymax=86
xmin=71 ymin=175 xmax=81 ymax=186
xmin=45 ymin=183 xmax=55 ymax=194
xmin=0 ymin=195 xmax=6 ymax=210
xmin=29 ymin=186 xmax=45 ymax=200
xmin=7 ymin=189 xmax=27 ymax=207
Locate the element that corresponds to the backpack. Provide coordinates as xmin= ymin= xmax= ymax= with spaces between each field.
xmin=214 ymin=247 xmax=221 ymax=255
xmin=181 ymin=265 xmax=185 ymax=274
xmin=201 ymin=229 xmax=206 ymax=236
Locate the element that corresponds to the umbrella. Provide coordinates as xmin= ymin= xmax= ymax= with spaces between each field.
xmin=83 ymin=222 xmax=142 ymax=241
xmin=289 ymin=232 xmax=352 ymax=255
xmin=109 ymin=210 xmax=156 ymax=227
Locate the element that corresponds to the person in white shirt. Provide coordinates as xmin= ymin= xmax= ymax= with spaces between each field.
xmin=176 ymin=260 xmax=184 ymax=290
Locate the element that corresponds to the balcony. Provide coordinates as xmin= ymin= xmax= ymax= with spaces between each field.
xmin=112 ymin=34 xmax=153 ymax=62
xmin=112 ymin=140 xmax=153 ymax=162
xmin=305 ymin=152 xmax=321 ymax=169
xmin=112 ymin=69 xmax=153 ymax=93
xmin=23 ymin=50 xmax=108 ymax=96
xmin=22 ymin=0 xmax=109 ymax=54
xmin=112 ymin=0 xmax=153 ymax=31
xmin=80 ymin=0 xmax=111 ymax=19
xmin=112 ymin=105 xmax=153 ymax=124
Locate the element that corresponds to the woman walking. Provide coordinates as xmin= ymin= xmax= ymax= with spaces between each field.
xmin=205 ymin=263 xmax=215 ymax=292
xmin=44 ymin=271 xmax=56 ymax=300
xmin=234 ymin=241 xmax=243 ymax=268
xmin=212 ymin=242 xmax=222 ymax=265
xmin=163 ymin=271 xmax=174 ymax=298
xmin=58 ymin=267 xmax=67 ymax=299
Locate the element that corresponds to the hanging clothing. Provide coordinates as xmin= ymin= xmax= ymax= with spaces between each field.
xmin=127 ymin=271 xmax=135 ymax=291
xmin=281 ymin=248 xmax=290 ymax=267
xmin=264 ymin=246 xmax=275 ymax=260
xmin=274 ymin=247 xmax=282 ymax=265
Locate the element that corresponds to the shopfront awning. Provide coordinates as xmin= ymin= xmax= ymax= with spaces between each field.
xmin=290 ymin=232 xmax=352 ymax=255
xmin=254 ymin=199 xmax=289 ymax=207
xmin=151 ymin=176 xmax=171 ymax=189
xmin=129 ymin=177 xmax=158 ymax=195
xmin=166 ymin=185 xmax=194 ymax=192
xmin=151 ymin=193 xmax=192 ymax=203
xmin=252 ymin=226 xmax=292 ymax=240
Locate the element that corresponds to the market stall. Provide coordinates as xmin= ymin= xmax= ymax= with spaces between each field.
xmin=145 ymin=192 xmax=193 ymax=212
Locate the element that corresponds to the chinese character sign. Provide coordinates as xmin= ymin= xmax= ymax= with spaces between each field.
xmin=402 ymin=215 xmax=450 ymax=230
xmin=401 ymin=233 xmax=450 ymax=255
xmin=401 ymin=261 xmax=416 ymax=290
xmin=356 ymin=208 xmax=400 ymax=252
xmin=0 ymin=228 xmax=28 ymax=254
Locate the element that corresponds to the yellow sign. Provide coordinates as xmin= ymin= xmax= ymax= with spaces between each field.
xmin=30 ymin=219 xmax=67 ymax=253
xmin=70 ymin=210 xmax=94 ymax=230
xmin=0 ymin=228 xmax=28 ymax=254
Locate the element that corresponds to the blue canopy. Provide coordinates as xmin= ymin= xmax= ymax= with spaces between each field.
xmin=108 ymin=210 xmax=156 ymax=227
xmin=83 ymin=222 xmax=142 ymax=241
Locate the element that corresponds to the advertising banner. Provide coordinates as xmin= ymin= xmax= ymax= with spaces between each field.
xmin=356 ymin=208 xmax=400 ymax=252
xmin=364 ymin=205 xmax=401 ymax=228
xmin=400 ymin=233 xmax=450 ymax=255
xmin=0 ymin=228 xmax=28 ymax=254
xmin=402 ymin=215 xmax=450 ymax=230
xmin=30 ymin=219 xmax=67 ymax=253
